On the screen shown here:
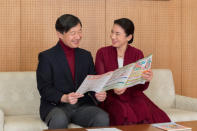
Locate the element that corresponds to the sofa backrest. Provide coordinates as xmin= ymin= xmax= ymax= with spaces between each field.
xmin=0 ymin=72 xmax=40 ymax=116
xmin=144 ymin=69 xmax=176 ymax=108
xmin=0 ymin=69 xmax=175 ymax=115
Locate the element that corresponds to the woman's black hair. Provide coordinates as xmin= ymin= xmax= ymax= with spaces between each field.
xmin=55 ymin=14 xmax=82 ymax=34
xmin=114 ymin=18 xmax=135 ymax=44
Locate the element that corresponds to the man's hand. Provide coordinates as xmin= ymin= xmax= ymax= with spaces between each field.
xmin=61 ymin=92 xmax=83 ymax=104
xmin=142 ymin=69 xmax=153 ymax=82
xmin=114 ymin=87 xmax=127 ymax=95
xmin=95 ymin=91 xmax=107 ymax=102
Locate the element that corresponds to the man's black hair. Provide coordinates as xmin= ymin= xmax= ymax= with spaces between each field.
xmin=55 ymin=14 xmax=82 ymax=34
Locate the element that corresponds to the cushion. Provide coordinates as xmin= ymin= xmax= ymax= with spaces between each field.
xmin=0 ymin=109 xmax=4 ymax=131
xmin=0 ymin=72 xmax=40 ymax=115
xmin=4 ymin=115 xmax=82 ymax=131
xmin=163 ymin=108 xmax=197 ymax=122
xmin=4 ymin=115 xmax=47 ymax=131
xmin=144 ymin=69 xmax=176 ymax=108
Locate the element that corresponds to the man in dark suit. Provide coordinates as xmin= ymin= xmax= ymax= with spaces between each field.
xmin=36 ymin=14 xmax=109 ymax=129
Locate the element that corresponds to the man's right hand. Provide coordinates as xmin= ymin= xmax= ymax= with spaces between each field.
xmin=61 ymin=93 xmax=84 ymax=104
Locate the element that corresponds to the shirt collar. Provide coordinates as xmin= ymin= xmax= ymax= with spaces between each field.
xmin=59 ymin=39 xmax=75 ymax=52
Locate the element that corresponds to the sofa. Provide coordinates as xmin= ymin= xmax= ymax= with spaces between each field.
xmin=0 ymin=72 xmax=81 ymax=131
xmin=144 ymin=69 xmax=197 ymax=122
xmin=0 ymin=69 xmax=197 ymax=131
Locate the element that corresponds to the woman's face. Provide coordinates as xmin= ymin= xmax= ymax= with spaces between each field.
xmin=110 ymin=24 xmax=132 ymax=48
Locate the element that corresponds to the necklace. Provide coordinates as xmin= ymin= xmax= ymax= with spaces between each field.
xmin=118 ymin=54 xmax=124 ymax=58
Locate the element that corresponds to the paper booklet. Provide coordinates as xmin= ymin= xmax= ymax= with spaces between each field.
xmin=86 ymin=127 xmax=122 ymax=131
xmin=152 ymin=122 xmax=192 ymax=131
xmin=76 ymin=54 xmax=152 ymax=94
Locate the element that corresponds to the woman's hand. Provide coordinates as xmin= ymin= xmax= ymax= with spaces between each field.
xmin=95 ymin=91 xmax=107 ymax=102
xmin=114 ymin=87 xmax=127 ymax=95
xmin=142 ymin=69 xmax=153 ymax=82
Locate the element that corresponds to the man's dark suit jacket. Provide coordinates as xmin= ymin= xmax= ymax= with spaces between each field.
xmin=36 ymin=42 xmax=96 ymax=121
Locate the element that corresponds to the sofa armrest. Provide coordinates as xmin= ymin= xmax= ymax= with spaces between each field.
xmin=175 ymin=94 xmax=197 ymax=112
xmin=0 ymin=108 xmax=4 ymax=131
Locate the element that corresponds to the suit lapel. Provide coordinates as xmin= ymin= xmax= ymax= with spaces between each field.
xmin=74 ymin=48 xmax=81 ymax=88
xmin=54 ymin=43 xmax=74 ymax=87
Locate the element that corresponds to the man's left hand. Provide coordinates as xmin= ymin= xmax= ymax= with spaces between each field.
xmin=95 ymin=91 xmax=107 ymax=102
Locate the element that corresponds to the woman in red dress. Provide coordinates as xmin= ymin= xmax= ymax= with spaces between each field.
xmin=95 ymin=18 xmax=171 ymax=126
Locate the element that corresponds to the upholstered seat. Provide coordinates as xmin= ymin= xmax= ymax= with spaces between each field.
xmin=0 ymin=69 xmax=197 ymax=131
xmin=163 ymin=108 xmax=197 ymax=122
xmin=0 ymin=72 xmax=81 ymax=131
xmin=144 ymin=69 xmax=197 ymax=122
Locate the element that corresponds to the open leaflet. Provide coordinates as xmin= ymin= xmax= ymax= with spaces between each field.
xmin=76 ymin=54 xmax=152 ymax=94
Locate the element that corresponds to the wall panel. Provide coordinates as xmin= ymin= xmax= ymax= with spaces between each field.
xmin=0 ymin=0 xmax=197 ymax=97
xmin=182 ymin=0 xmax=197 ymax=97
xmin=20 ymin=0 xmax=105 ymax=70
xmin=0 ymin=0 xmax=20 ymax=71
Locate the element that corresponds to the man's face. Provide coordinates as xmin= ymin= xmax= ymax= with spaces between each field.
xmin=58 ymin=23 xmax=82 ymax=48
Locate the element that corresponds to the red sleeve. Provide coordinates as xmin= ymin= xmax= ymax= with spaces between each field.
xmin=95 ymin=48 xmax=106 ymax=75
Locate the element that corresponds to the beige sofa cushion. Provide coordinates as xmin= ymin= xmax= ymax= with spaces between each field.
xmin=4 ymin=115 xmax=47 ymax=131
xmin=144 ymin=69 xmax=176 ymax=108
xmin=4 ymin=115 xmax=81 ymax=131
xmin=163 ymin=108 xmax=197 ymax=122
xmin=0 ymin=72 xmax=40 ymax=115
xmin=175 ymin=95 xmax=197 ymax=112
xmin=0 ymin=109 xmax=4 ymax=131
